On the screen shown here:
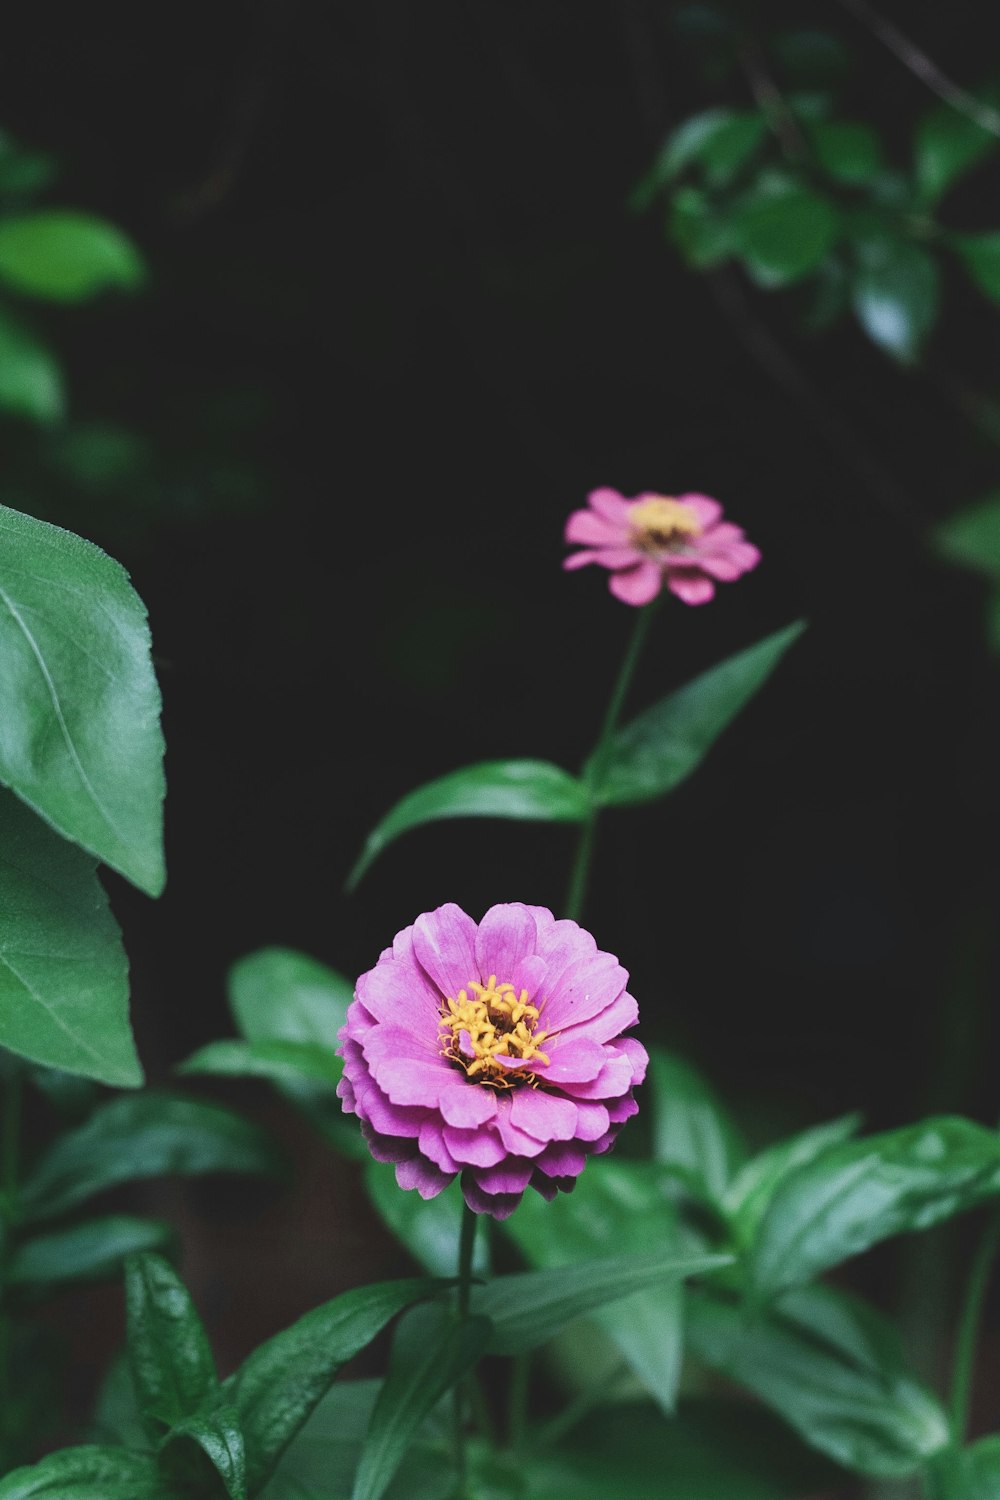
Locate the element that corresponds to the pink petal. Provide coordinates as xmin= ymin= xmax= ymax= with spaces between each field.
xmin=554 ymin=1052 xmax=634 ymax=1099
xmin=396 ymin=1155 xmax=453 ymax=1198
xmin=475 ymin=903 xmax=538 ymax=984
xmin=438 ymin=1082 xmax=498 ymax=1129
xmin=509 ymin=1088 xmax=578 ymax=1142
xmin=542 ymin=951 xmax=629 ymax=1032
xmin=563 ymin=548 xmax=602 ymax=571
xmin=572 ymin=1100 xmax=611 ymax=1141
xmin=564 ymin=510 xmax=627 ymax=546
xmin=616 ymin=1036 xmax=649 ymax=1086
xmin=510 ymin=953 xmax=548 ymax=1002
xmin=419 ymin=1120 xmax=462 ymax=1173
xmin=609 ymin=562 xmax=663 ymax=606
xmin=362 ymin=1125 xmax=415 ymax=1164
xmin=695 ymin=551 xmax=745 ymax=581
xmin=461 ymin=1174 xmax=521 ymax=1219
xmin=494 ymin=1096 xmax=548 ymax=1157
xmin=608 ymin=1093 xmax=640 ymax=1124
xmin=470 ymin=1160 xmax=535 ymax=1195
xmin=533 ymin=1141 xmax=589 ymax=1179
xmin=352 ymin=1075 xmax=425 ymax=1139
xmin=665 ymin=570 xmax=715 ymax=606
xmin=535 ymin=918 xmax=597 ymax=978
xmin=412 ymin=903 xmax=478 ymax=997
xmin=356 ymin=945 xmax=440 ymax=1033
xmin=443 ymin=1123 xmax=507 ymax=1168
xmin=536 ymin=1036 xmax=607 ymax=1084
xmin=677 ymin=493 xmax=723 ymax=527
xmin=587 ymin=487 xmax=632 ymax=522
xmin=556 ymin=988 xmax=638 ymax=1044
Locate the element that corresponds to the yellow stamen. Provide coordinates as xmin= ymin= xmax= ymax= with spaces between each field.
xmin=629 ymin=495 xmax=701 ymax=552
xmin=440 ymin=975 xmax=551 ymax=1088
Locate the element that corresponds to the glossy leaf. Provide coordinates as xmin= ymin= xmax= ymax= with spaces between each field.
xmin=915 ymin=102 xmax=997 ymax=206
xmin=20 ymin=1091 xmax=282 ymax=1224
xmin=724 ymin=1112 xmax=862 ymax=1248
xmin=852 ymin=238 xmax=940 ymax=362
xmin=750 ymin=1116 xmax=1000 ymax=1299
xmin=7 ymin=1215 xmax=174 ymax=1287
xmin=809 ymin=121 xmax=883 ymax=184
xmin=91 ymin=1354 xmax=148 ymax=1448
xmin=351 ymin=1303 xmax=488 ymax=1500
xmin=0 ymin=789 xmax=140 ymax=1087
xmin=687 ymin=1284 xmax=950 ymax=1477
xmin=589 ymin=622 xmax=805 ymax=806
xmin=223 ymin=1277 xmax=443 ymax=1494
xmin=648 ymin=1047 xmax=747 ymax=1204
xmin=364 ymin=1164 xmax=489 ymax=1277
xmin=229 ymin=947 xmax=353 ymax=1046
xmin=0 ymin=1447 xmax=176 ymax=1500
xmin=0 ymin=211 xmax=146 ymax=301
xmin=0 ymin=308 xmax=63 ymax=423
xmin=347 ymin=760 xmax=589 ymax=889
xmin=939 ymin=1436 xmax=1000 ymax=1499
xmin=934 ymin=492 xmax=1000 ymax=578
xmin=178 ymin=1038 xmax=343 ymax=1089
xmin=668 ymin=187 xmax=733 ymax=269
xmin=733 ymin=185 xmax=840 ymax=285
xmin=955 ymin=231 xmax=1000 ymax=304
xmin=0 ymin=504 xmax=165 ymax=894
xmin=161 ymin=1408 xmax=246 ymax=1500
xmin=125 ymin=1252 xmax=218 ymax=1439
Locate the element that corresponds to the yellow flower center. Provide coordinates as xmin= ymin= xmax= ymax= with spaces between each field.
xmin=629 ymin=495 xmax=701 ymax=552
xmin=440 ymin=975 xmax=551 ymax=1088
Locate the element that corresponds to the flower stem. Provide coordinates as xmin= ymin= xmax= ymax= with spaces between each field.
xmin=949 ymin=1204 xmax=1000 ymax=1441
xmin=453 ymin=1203 xmax=478 ymax=1498
xmin=565 ymin=600 xmax=659 ymax=921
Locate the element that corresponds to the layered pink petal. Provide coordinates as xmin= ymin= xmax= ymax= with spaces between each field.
xmin=396 ymin=1155 xmax=453 ymax=1198
xmin=412 ymin=904 xmax=479 ymax=996
xmin=461 ymin=1174 xmax=520 ymax=1219
xmin=665 ymin=570 xmax=715 ymax=605
xmin=677 ymin=492 xmax=723 ymax=527
xmin=509 ymin=1087 xmax=578 ymax=1142
xmin=443 ymin=1124 xmax=507 ymax=1168
xmin=609 ymin=561 xmax=663 ymax=606
xmin=537 ymin=1036 xmax=607 ymax=1084
xmin=438 ymin=1082 xmax=497 ymax=1129
xmin=475 ymin=903 xmax=538 ymax=985
xmin=542 ymin=950 xmax=629 ymax=1031
xmin=556 ymin=988 xmax=638 ymax=1044
xmin=587 ymin=487 xmax=632 ymax=522
xmin=471 ymin=1159 xmax=535 ymax=1195
xmin=564 ymin=509 xmax=627 ymax=547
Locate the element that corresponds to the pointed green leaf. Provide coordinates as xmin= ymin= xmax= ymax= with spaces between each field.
xmin=0 ymin=789 xmax=140 ymax=1087
xmin=8 ymin=1215 xmax=175 ymax=1287
xmin=229 ymin=947 xmax=353 ymax=1045
xmin=20 ymin=1091 xmax=282 ymax=1224
xmin=0 ymin=1447 xmax=177 ymax=1499
xmin=733 ymin=185 xmax=841 ymax=285
xmin=648 ymin=1047 xmax=747 ymax=1204
xmin=178 ymin=1038 xmax=343 ymax=1089
xmin=687 ymin=1284 xmax=950 ymax=1477
xmin=0 ymin=211 xmax=146 ymax=301
xmin=125 ymin=1252 xmax=218 ymax=1440
xmin=934 ymin=492 xmax=1000 ymax=578
xmin=0 ymin=504 xmax=165 ymax=894
xmin=750 ymin=1116 xmax=1000 ymax=1299
xmin=915 ymin=101 xmax=998 ymax=206
xmin=724 ymin=1112 xmax=862 ymax=1247
xmin=364 ymin=1164 xmax=489 ymax=1277
xmin=161 ymin=1407 xmax=246 ymax=1500
xmin=0 ymin=308 xmax=64 ymax=423
xmin=851 ymin=239 xmax=940 ymax=362
xmin=939 ymin=1436 xmax=1000 ymax=1499
xmin=589 ymin=623 xmax=805 ymax=806
xmin=223 ymin=1277 xmax=445 ymax=1494
xmin=347 ymin=760 xmax=590 ymax=889
xmin=955 ymin=231 xmax=1000 ymax=304
xmin=668 ymin=187 xmax=734 ymax=269
xmin=352 ymin=1303 xmax=488 ymax=1500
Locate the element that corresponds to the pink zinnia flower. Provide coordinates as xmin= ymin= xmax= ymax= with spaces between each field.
xmin=564 ymin=487 xmax=761 ymax=606
xmin=337 ymin=902 xmax=647 ymax=1220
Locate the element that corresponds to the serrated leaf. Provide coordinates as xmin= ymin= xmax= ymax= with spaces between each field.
xmin=750 ymin=1115 xmax=1000 ymax=1299
xmin=125 ymin=1252 xmax=218 ymax=1439
xmin=733 ymin=185 xmax=841 ymax=285
xmin=351 ymin=1303 xmax=488 ymax=1500
xmin=955 ymin=231 xmax=1000 ymax=304
xmin=0 ymin=308 xmax=64 ymax=423
xmin=0 ymin=504 xmax=165 ymax=894
xmin=851 ymin=238 xmax=941 ymax=362
xmin=178 ymin=1038 xmax=343 ymax=1089
xmin=7 ymin=1215 xmax=175 ymax=1287
xmin=0 ymin=789 xmax=140 ymax=1087
xmin=809 ymin=121 xmax=884 ymax=184
xmin=223 ymin=1277 xmax=444 ymax=1494
xmin=915 ymin=100 xmax=998 ymax=206
xmin=725 ymin=1113 xmax=862 ymax=1248
xmin=648 ymin=1047 xmax=747 ymax=1205
xmin=934 ymin=492 xmax=1000 ymax=578
xmin=0 ymin=1447 xmax=177 ymax=1499
xmin=687 ymin=1284 xmax=950 ymax=1477
xmin=161 ymin=1408 xmax=246 ymax=1500
xmin=0 ymin=211 xmax=145 ymax=301
xmin=347 ymin=760 xmax=589 ymax=890
xmin=20 ymin=1091 xmax=282 ymax=1224
xmin=363 ymin=1164 xmax=489 ymax=1277
xmin=588 ymin=622 xmax=805 ymax=806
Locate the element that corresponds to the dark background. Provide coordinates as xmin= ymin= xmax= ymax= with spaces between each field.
xmin=2 ymin=0 xmax=999 ymax=1462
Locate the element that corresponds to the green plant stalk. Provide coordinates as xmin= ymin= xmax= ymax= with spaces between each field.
xmin=564 ymin=600 xmax=659 ymax=920
xmin=948 ymin=1203 xmax=1000 ymax=1441
xmin=453 ymin=1203 xmax=478 ymax=1498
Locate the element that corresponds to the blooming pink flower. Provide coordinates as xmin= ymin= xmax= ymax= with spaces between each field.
xmin=337 ymin=902 xmax=647 ymax=1220
xmin=564 ymin=487 xmax=760 ymax=606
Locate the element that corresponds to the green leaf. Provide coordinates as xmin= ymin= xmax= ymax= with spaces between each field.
xmin=643 ymin=109 xmax=765 ymax=195
xmin=773 ymin=29 xmax=849 ymax=89
xmin=347 ymin=760 xmax=589 ymax=890
xmin=161 ymin=1408 xmax=246 ymax=1500
xmin=223 ymin=1277 xmax=444 ymax=1494
xmin=20 ymin=1091 xmax=282 ymax=1224
xmin=90 ymin=1354 xmax=148 ymax=1448
xmin=364 ymin=1164 xmax=489 ymax=1277
xmin=0 ymin=1447 xmax=176 ymax=1500
xmin=125 ymin=1252 xmax=218 ymax=1439
xmin=851 ymin=238 xmax=941 ymax=362
xmin=0 ymin=504 xmax=165 ymax=895
xmin=0 ymin=308 xmax=64 ymax=423
xmin=939 ymin=1436 xmax=1000 ymax=1499
xmin=724 ymin=1112 xmax=862 ymax=1248
xmin=178 ymin=1039 xmax=343 ymax=1089
xmin=0 ymin=211 xmax=146 ymax=302
xmin=750 ymin=1116 xmax=1000 ymax=1300
xmin=915 ymin=101 xmax=998 ymax=206
xmin=934 ymin=492 xmax=1000 ymax=578
xmin=589 ymin=622 xmax=805 ymax=807
xmin=648 ymin=1047 xmax=747 ymax=1204
xmin=0 ymin=789 xmax=140 ymax=1087
xmin=7 ymin=1215 xmax=175 ymax=1287
xmin=351 ymin=1303 xmax=488 ymax=1500
xmin=956 ymin=231 xmax=1000 ymax=303
xmin=809 ymin=121 xmax=884 ymax=184
xmin=229 ymin=947 xmax=353 ymax=1045
xmin=686 ymin=1284 xmax=950 ymax=1477
xmin=733 ymin=184 xmax=841 ymax=285
xmin=668 ymin=187 xmax=734 ymax=269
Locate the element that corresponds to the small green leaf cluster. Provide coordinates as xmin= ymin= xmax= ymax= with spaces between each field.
xmin=934 ymin=492 xmax=1000 ymax=654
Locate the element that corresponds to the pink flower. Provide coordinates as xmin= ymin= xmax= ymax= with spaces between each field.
xmin=564 ymin=487 xmax=761 ymax=606
xmin=337 ymin=902 xmax=647 ymax=1220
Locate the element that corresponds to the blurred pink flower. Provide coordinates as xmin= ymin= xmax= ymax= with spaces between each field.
xmin=564 ymin=488 xmax=760 ymax=606
xmin=338 ymin=902 xmax=647 ymax=1220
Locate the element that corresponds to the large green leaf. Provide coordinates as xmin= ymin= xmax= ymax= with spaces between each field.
xmin=0 ymin=789 xmax=140 ymax=1086
xmin=7 ymin=1215 xmax=175 ymax=1288
xmin=351 ymin=1303 xmax=488 ymax=1500
xmin=228 ymin=948 xmax=353 ymax=1045
xmin=851 ymin=238 xmax=940 ymax=362
xmin=178 ymin=1039 xmax=343 ymax=1089
xmin=809 ymin=121 xmax=884 ymax=185
xmin=223 ymin=1277 xmax=444 ymax=1494
xmin=0 ymin=504 xmax=165 ymax=895
xmin=647 ymin=1047 xmax=747 ymax=1205
xmin=0 ymin=308 xmax=64 ymax=423
xmin=0 ymin=212 xmax=145 ymax=302
xmin=733 ymin=184 xmax=841 ymax=285
xmin=955 ymin=232 xmax=1000 ymax=305
xmin=588 ymin=623 xmax=805 ymax=806
xmin=0 ymin=1447 xmax=177 ymax=1500
xmin=347 ymin=759 xmax=590 ymax=890
xmin=939 ymin=1436 xmax=1000 ymax=1499
xmin=934 ymin=492 xmax=1000 ymax=578
xmin=687 ymin=1284 xmax=950 ymax=1477
xmin=724 ymin=1112 xmax=862 ymax=1248
xmin=20 ymin=1092 xmax=282 ymax=1223
xmin=125 ymin=1252 xmax=218 ymax=1439
xmin=160 ymin=1408 xmax=246 ymax=1500
xmin=363 ymin=1164 xmax=489 ymax=1277
xmin=750 ymin=1116 xmax=1000 ymax=1299
xmin=915 ymin=102 xmax=997 ymax=206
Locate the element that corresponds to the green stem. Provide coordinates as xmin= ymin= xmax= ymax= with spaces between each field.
xmin=453 ymin=1204 xmax=478 ymax=1498
xmin=949 ymin=1205 xmax=1000 ymax=1441
xmin=564 ymin=601 xmax=659 ymax=921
